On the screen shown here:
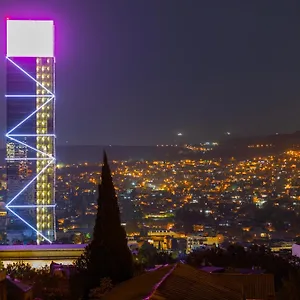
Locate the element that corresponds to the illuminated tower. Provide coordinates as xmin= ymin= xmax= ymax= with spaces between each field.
xmin=5 ymin=19 xmax=56 ymax=244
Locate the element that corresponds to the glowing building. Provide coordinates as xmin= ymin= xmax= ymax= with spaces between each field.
xmin=5 ymin=19 xmax=56 ymax=244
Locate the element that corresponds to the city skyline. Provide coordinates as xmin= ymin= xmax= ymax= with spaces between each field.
xmin=0 ymin=0 xmax=300 ymax=147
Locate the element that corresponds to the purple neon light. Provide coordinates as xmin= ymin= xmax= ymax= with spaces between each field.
xmin=146 ymin=265 xmax=164 ymax=272
xmin=7 ymin=136 xmax=54 ymax=158
xmin=6 ymin=207 xmax=52 ymax=243
xmin=6 ymin=159 xmax=54 ymax=207
xmin=6 ymin=57 xmax=54 ymax=95
xmin=6 ymin=96 xmax=54 ymax=135
xmin=52 ymin=54 xmax=57 ymax=242
xmin=143 ymin=264 xmax=177 ymax=300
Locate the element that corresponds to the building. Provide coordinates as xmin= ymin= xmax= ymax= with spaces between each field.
xmin=0 ymin=242 xmax=138 ymax=268
xmin=147 ymin=230 xmax=186 ymax=250
xmin=6 ymin=277 xmax=33 ymax=300
xmin=5 ymin=19 xmax=56 ymax=244
xmin=0 ymin=244 xmax=85 ymax=268
xmin=186 ymin=234 xmax=224 ymax=253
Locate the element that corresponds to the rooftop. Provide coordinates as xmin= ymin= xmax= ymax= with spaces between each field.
xmin=200 ymin=266 xmax=225 ymax=273
xmin=103 ymin=263 xmax=275 ymax=300
xmin=7 ymin=276 xmax=32 ymax=292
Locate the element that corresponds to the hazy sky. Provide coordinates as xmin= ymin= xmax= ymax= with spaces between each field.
xmin=0 ymin=0 xmax=300 ymax=146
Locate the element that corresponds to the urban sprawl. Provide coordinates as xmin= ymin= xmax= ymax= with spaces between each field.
xmin=1 ymin=148 xmax=299 ymax=254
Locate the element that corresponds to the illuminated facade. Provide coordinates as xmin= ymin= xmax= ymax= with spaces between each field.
xmin=5 ymin=20 xmax=56 ymax=244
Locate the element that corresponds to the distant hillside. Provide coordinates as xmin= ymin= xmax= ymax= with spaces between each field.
xmin=1 ymin=132 xmax=300 ymax=164
xmin=208 ymin=131 xmax=300 ymax=159
xmin=0 ymin=145 xmax=188 ymax=164
xmin=56 ymin=145 xmax=189 ymax=163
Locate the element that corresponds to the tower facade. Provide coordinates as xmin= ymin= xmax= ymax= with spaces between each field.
xmin=5 ymin=20 xmax=56 ymax=244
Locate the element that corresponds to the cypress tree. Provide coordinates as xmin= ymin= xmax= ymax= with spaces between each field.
xmin=79 ymin=151 xmax=133 ymax=288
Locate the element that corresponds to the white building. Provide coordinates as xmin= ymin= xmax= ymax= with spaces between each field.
xmin=186 ymin=235 xmax=224 ymax=253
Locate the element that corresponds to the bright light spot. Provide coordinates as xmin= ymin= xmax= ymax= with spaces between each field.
xmin=7 ymin=20 xmax=54 ymax=57
xmin=177 ymin=133 xmax=183 ymax=136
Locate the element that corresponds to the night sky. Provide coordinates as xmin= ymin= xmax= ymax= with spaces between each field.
xmin=0 ymin=0 xmax=300 ymax=147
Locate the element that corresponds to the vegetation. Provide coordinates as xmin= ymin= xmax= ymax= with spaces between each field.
xmin=134 ymin=241 xmax=175 ymax=269
xmin=242 ymin=201 xmax=300 ymax=232
xmin=73 ymin=152 xmax=134 ymax=298
xmin=89 ymin=277 xmax=113 ymax=299
xmin=4 ymin=262 xmax=67 ymax=300
xmin=186 ymin=244 xmax=300 ymax=299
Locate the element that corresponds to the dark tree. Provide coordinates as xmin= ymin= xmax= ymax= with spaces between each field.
xmin=75 ymin=152 xmax=133 ymax=292
xmin=186 ymin=246 xmax=300 ymax=293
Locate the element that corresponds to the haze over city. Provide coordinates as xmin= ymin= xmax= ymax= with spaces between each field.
xmin=1 ymin=0 xmax=300 ymax=147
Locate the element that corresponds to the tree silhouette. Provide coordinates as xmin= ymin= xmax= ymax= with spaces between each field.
xmin=74 ymin=152 xmax=133 ymax=295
